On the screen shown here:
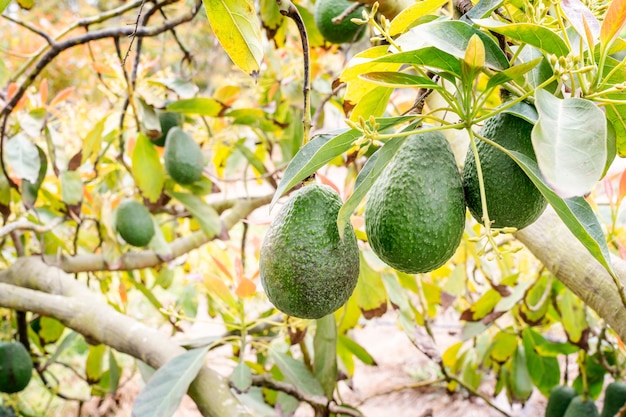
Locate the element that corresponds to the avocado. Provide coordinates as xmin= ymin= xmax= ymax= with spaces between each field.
xmin=364 ymin=130 xmax=466 ymax=274
xmin=152 ymin=111 xmax=181 ymax=147
xmin=0 ymin=341 xmax=33 ymax=393
xmin=546 ymin=385 xmax=578 ymax=417
xmin=164 ymin=127 xmax=205 ymax=185
xmin=314 ymin=0 xmax=365 ymax=44
xmin=601 ymin=381 xmax=626 ymax=417
xmin=462 ymin=112 xmax=547 ymax=230
xmin=564 ymin=396 xmax=600 ymax=417
xmin=115 ymin=199 xmax=155 ymax=247
xmin=260 ymin=184 xmax=360 ymax=319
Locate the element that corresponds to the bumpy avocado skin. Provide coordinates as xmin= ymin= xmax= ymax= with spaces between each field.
xmin=0 ymin=342 xmax=33 ymax=394
xmin=364 ymin=130 xmax=466 ymax=274
xmin=115 ymin=199 xmax=155 ymax=247
xmin=462 ymin=113 xmax=547 ymax=230
xmin=260 ymin=184 xmax=360 ymax=319
xmin=563 ymin=396 xmax=600 ymax=417
xmin=314 ymin=0 xmax=365 ymax=44
xmin=545 ymin=385 xmax=578 ymax=417
xmin=600 ymin=381 xmax=626 ymax=417
xmin=164 ymin=127 xmax=204 ymax=185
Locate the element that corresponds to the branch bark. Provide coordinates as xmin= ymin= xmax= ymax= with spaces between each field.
xmin=516 ymin=207 xmax=626 ymax=342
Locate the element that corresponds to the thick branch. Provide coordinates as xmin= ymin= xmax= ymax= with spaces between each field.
xmin=0 ymin=261 xmax=253 ymax=417
xmin=516 ymin=207 xmax=626 ymax=342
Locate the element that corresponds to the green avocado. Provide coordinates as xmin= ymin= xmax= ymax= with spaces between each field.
xmin=563 ymin=396 xmax=600 ymax=417
xmin=0 ymin=341 xmax=33 ymax=394
xmin=115 ymin=199 xmax=155 ymax=247
xmin=462 ymin=112 xmax=547 ymax=230
xmin=364 ymin=130 xmax=466 ymax=274
xmin=601 ymin=381 xmax=626 ymax=417
xmin=546 ymin=385 xmax=578 ymax=417
xmin=152 ymin=111 xmax=181 ymax=147
xmin=314 ymin=0 xmax=365 ymax=44
xmin=164 ymin=127 xmax=205 ymax=185
xmin=260 ymin=184 xmax=360 ymax=319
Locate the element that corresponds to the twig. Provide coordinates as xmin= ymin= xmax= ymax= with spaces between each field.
xmin=354 ymin=378 xmax=446 ymax=406
xmin=122 ymin=0 xmax=148 ymax=65
xmin=2 ymin=14 xmax=56 ymax=45
xmin=331 ymin=2 xmax=362 ymax=24
xmin=0 ymin=217 xmax=65 ymax=239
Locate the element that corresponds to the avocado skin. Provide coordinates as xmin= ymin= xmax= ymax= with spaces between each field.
xmin=462 ymin=112 xmax=547 ymax=230
xmin=545 ymin=385 xmax=578 ymax=417
xmin=164 ymin=127 xmax=204 ymax=185
xmin=601 ymin=381 xmax=626 ymax=417
xmin=115 ymin=199 xmax=155 ymax=247
xmin=364 ymin=130 xmax=466 ymax=274
xmin=152 ymin=112 xmax=181 ymax=147
xmin=260 ymin=184 xmax=360 ymax=319
xmin=0 ymin=342 xmax=33 ymax=394
xmin=564 ymin=396 xmax=600 ymax=417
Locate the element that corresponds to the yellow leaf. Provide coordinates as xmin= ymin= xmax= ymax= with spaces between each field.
xmin=132 ymin=134 xmax=165 ymax=203
xmin=601 ymin=0 xmax=626 ymax=50
xmin=204 ymin=0 xmax=264 ymax=76
xmin=388 ymin=0 xmax=449 ymax=36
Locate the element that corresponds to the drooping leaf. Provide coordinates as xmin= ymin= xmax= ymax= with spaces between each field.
xmin=5 ymin=133 xmax=41 ymax=183
xmin=485 ymin=58 xmax=542 ymax=90
xmin=532 ymin=89 xmax=607 ymax=198
xmin=86 ymin=344 xmax=106 ymax=383
xmin=132 ymin=134 xmax=165 ymax=203
xmin=600 ymin=0 xmax=626 ymax=50
xmin=353 ymin=252 xmax=388 ymax=319
xmin=166 ymin=98 xmax=225 ymax=116
xmin=167 ymin=191 xmax=222 ymax=238
xmin=136 ymin=97 xmax=161 ymax=139
xmin=269 ymin=349 xmax=325 ymax=397
xmin=489 ymin=331 xmax=518 ymax=363
xmin=388 ymin=0 xmax=449 ymax=35
xmin=337 ymin=334 xmax=376 ymax=366
xmin=396 ymin=20 xmax=510 ymax=70
xmin=508 ymin=345 xmax=533 ymax=403
xmin=606 ymin=103 xmax=626 ymax=156
xmin=557 ymin=290 xmax=588 ymax=345
xmin=132 ymin=346 xmax=210 ymax=417
xmin=21 ymin=145 xmax=47 ymax=209
xmin=60 ymin=170 xmax=83 ymax=206
xmin=82 ymin=116 xmax=107 ymax=165
xmin=521 ymin=328 xmax=561 ymax=396
xmin=231 ymin=362 xmax=252 ymax=393
xmin=313 ymin=315 xmax=337 ymax=399
xmin=474 ymin=18 xmax=570 ymax=57
xmin=203 ymin=0 xmax=263 ymax=76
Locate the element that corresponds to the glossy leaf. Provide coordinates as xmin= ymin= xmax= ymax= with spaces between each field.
xmin=397 ymin=20 xmax=510 ymax=70
xmin=349 ymin=86 xmax=393 ymax=122
xmin=485 ymin=58 xmax=542 ymax=90
xmin=167 ymin=191 xmax=222 ymax=238
xmin=133 ymin=346 xmax=210 ymax=417
xmin=132 ymin=134 xmax=165 ymax=203
xmin=166 ymin=98 xmax=225 ymax=116
xmin=533 ymin=90 xmax=606 ymax=198
xmin=371 ymin=47 xmax=462 ymax=77
xmin=388 ymin=0 xmax=449 ymax=35
xmin=606 ymin=102 xmax=626 ymax=156
xmin=313 ymin=315 xmax=337 ymax=399
xmin=60 ymin=170 xmax=83 ymax=205
xmin=6 ymin=133 xmax=41 ymax=183
xmin=269 ymin=349 xmax=325 ymax=397
xmin=474 ymin=19 xmax=570 ymax=57
xmin=521 ymin=328 xmax=560 ymax=396
xmin=203 ymin=0 xmax=263 ymax=76
xmin=515 ymin=46 xmax=556 ymax=91
xmin=466 ymin=0 xmax=503 ymax=19
xmin=358 ymin=72 xmax=439 ymax=88
xmin=600 ymin=0 xmax=626 ymax=50
xmin=337 ymin=136 xmax=407 ymax=236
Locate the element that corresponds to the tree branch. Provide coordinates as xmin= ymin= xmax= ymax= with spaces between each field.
xmin=516 ymin=207 xmax=626 ymax=342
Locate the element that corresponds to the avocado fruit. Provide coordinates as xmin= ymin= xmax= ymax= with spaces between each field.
xmin=164 ymin=127 xmax=205 ymax=185
xmin=152 ymin=111 xmax=181 ymax=147
xmin=115 ymin=199 xmax=155 ymax=247
xmin=462 ymin=112 xmax=547 ymax=230
xmin=314 ymin=0 xmax=365 ymax=44
xmin=364 ymin=130 xmax=466 ymax=274
xmin=260 ymin=184 xmax=360 ymax=319
xmin=0 ymin=341 xmax=33 ymax=393
xmin=601 ymin=381 xmax=626 ymax=417
xmin=564 ymin=396 xmax=600 ymax=417
xmin=546 ymin=385 xmax=578 ymax=417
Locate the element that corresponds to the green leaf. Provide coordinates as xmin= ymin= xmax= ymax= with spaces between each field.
xmin=557 ymin=290 xmax=588 ymax=344
xmin=82 ymin=116 xmax=107 ymax=165
xmin=502 ymin=101 xmax=539 ymax=124
xmin=60 ymin=170 xmax=83 ymax=206
xmin=38 ymin=317 xmax=65 ymax=344
xmin=606 ymin=102 xmax=626 ymax=157
xmin=353 ymin=253 xmax=388 ymax=319
xmin=466 ymin=0 xmax=504 ymax=19
xmin=21 ymin=145 xmax=47 ymax=209
xmin=486 ymin=58 xmax=542 ymax=90
xmin=108 ymin=351 xmax=121 ymax=393
xmin=269 ymin=349 xmax=325 ymax=397
xmin=337 ymin=334 xmax=376 ymax=366
xmin=270 ymin=117 xmax=411 ymax=209
xmin=6 ymin=133 xmax=41 ymax=183
xmin=132 ymin=134 xmax=165 ymax=203
xmin=166 ymin=98 xmax=225 ymax=116
xmin=349 ymin=87 xmax=394 ymax=121
xmin=521 ymin=328 xmax=560 ymax=396
xmin=86 ymin=344 xmax=106 ymax=383
xmin=489 ymin=331 xmax=518 ymax=363
xmin=16 ymin=0 xmax=33 ymax=9
xmin=561 ymin=0 xmax=600 ymax=42
xmin=203 ymin=0 xmax=263 ymax=76
xmin=231 ymin=362 xmax=252 ymax=392
xmin=132 ymin=346 xmax=210 ymax=417
xmin=372 ymin=47 xmax=462 ymax=78
xmin=167 ymin=191 xmax=222 ymax=238
xmin=0 ymin=0 xmax=10 ymax=13
xmin=533 ymin=90 xmax=606 ymax=198
xmin=516 ymin=46 xmax=557 ymax=91
xmin=358 ymin=72 xmax=439 ymax=88
xmin=460 ymin=289 xmax=501 ymax=321
xmin=313 ymin=315 xmax=337 ymax=399
xmin=136 ymin=97 xmax=161 ymax=139
xmin=509 ymin=345 xmax=533 ymax=402
xmin=397 ymin=20 xmax=510 ymax=70
xmin=474 ymin=18 xmax=570 ymax=57
xmin=337 ymin=136 xmax=407 ymax=236
xmin=572 ymin=353 xmax=606 ymax=400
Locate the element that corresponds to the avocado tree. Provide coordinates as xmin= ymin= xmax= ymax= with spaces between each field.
xmin=1 ymin=0 xmax=626 ymax=416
